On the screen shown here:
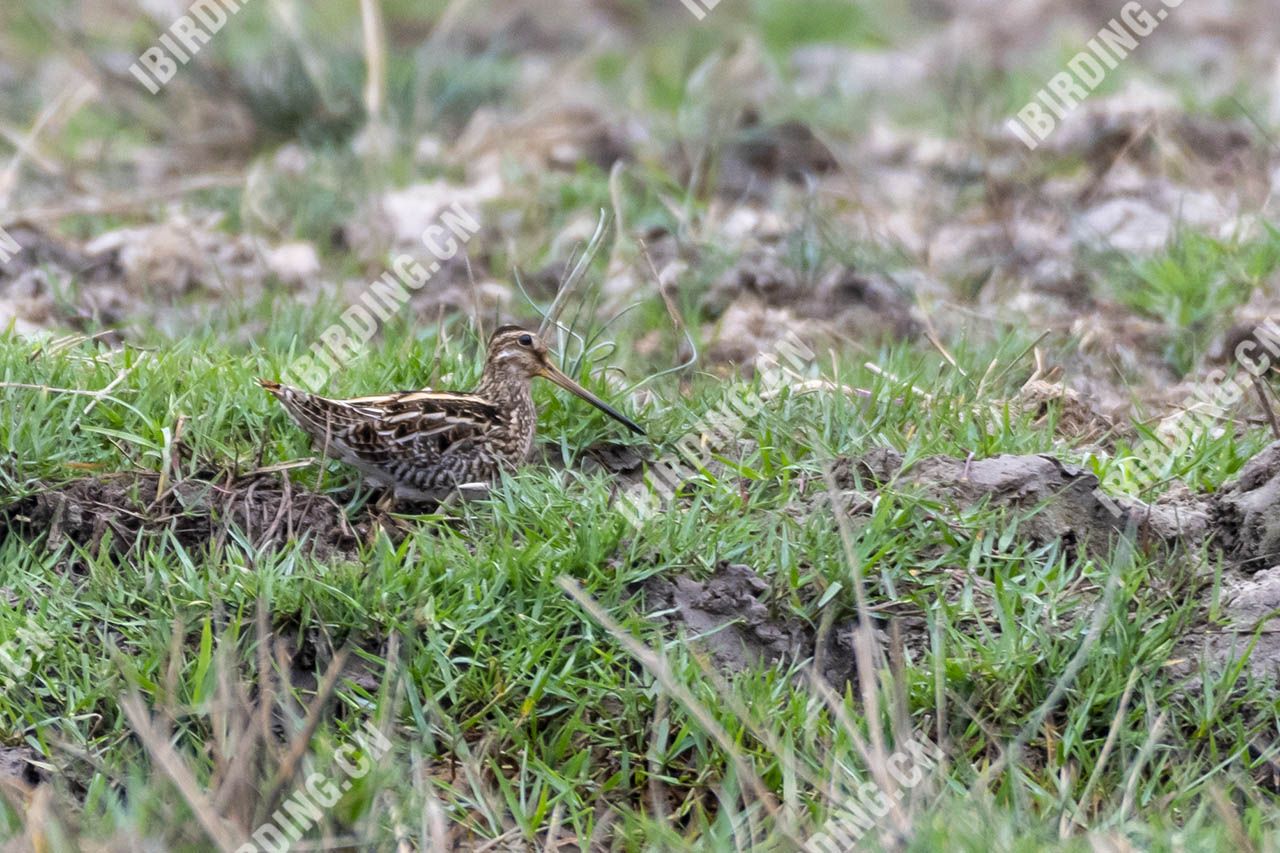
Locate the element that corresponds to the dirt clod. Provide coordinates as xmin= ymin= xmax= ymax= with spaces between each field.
xmin=0 ymin=745 xmax=45 ymax=788
xmin=1211 ymin=441 xmax=1280 ymax=572
xmin=1176 ymin=566 xmax=1280 ymax=684
xmin=853 ymin=450 xmax=1209 ymax=555
xmin=713 ymin=111 xmax=838 ymax=198
xmin=1 ymin=471 xmax=364 ymax=561
xmin=642 ymin=561 xmax=860 ymax=687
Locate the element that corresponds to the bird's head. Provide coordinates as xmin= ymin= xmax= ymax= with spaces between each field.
xmin=483 ymin=325 xmax=644 ymax=436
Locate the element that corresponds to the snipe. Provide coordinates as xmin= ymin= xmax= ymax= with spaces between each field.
xmin=260 ymin=326 xmax=644 ymax=501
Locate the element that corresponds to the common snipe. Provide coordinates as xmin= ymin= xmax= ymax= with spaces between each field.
xmin=260 ymin=326 xmax=644 ymax=501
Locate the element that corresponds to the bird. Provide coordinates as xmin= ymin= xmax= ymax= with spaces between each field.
xmin=259 ymin=326 xmax=644 ymax=502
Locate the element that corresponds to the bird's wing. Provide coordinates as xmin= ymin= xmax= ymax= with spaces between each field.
xmin=263 ymin=383 xmax=503 ymax=467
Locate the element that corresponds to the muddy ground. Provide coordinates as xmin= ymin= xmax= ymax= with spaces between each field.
xmin=4 ymin=0 xmax=1280 ymax=821
xmin=641 ymin=441 xmax=1280 ymax=688
xmin=0 ymin=469 xmax=363 ymax=561
xmin=6 ymin=436 xmax=1277 ymax=692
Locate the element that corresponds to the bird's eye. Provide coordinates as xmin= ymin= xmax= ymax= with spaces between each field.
xmin=518 ymin=334 xmax=533 ymax=347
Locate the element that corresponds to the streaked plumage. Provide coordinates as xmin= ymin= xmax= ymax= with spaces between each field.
xmin=259 ymin=326 xmax=643 ymax=501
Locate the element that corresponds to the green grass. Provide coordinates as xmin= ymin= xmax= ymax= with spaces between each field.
xmin=753 ymin=0 xmax=885 ymax=55
xmin=1111 ymin=226 xmax=1280 ymax=374
xmin=0 ymin=306 xmax=1276 ymax=849
xmin=1 ymin=0 xmax=1278 ymax=848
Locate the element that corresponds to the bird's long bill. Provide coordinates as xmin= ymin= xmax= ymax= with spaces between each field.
xmin=541 ymin=363 xmax=645 ymax=436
